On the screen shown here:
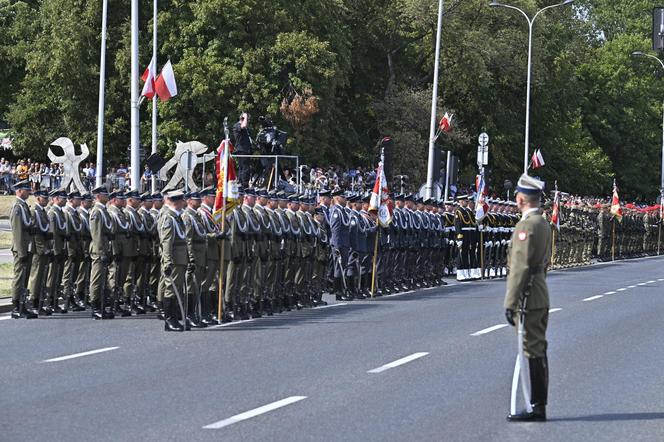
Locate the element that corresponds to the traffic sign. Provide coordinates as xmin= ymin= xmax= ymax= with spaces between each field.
xmin=478 ymin=133 xmax=489 ymax=147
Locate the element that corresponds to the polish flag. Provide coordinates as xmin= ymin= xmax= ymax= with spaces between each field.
xmin=551 ymin=189 xmax=560 ymax=231
xmin=155 ymin=60 xmax=178 ymax=101
xmin=439 ymin=112 xmax=453 ymax=133
xmin=531 ymin=149 xmax=545 ymax=169
xmin=141 ymin=57 xmax=156 ymax=99
xmin=610 ymin=180 xmax=622 ymax=222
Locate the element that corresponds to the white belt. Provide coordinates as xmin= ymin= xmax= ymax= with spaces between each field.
xmin=462 ymin=227 xmax=475 ymax=231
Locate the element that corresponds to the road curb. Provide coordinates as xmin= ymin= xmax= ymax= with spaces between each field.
xmin=0 ymin=298 xmax=12 ymax=314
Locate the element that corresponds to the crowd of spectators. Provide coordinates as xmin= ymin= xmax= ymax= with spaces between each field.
xmin=0 ymin=158 xmax=161 ymax=194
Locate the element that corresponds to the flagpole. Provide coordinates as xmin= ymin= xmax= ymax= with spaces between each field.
xmin=130 ymin=0 xmax=140 ymax=191
xmin=218 ymin=119 xmax=230 ymax=320
xmin=425 ymin=0 xmax=444 ymax=199
xmin=151 ymin=0 xmax=158 ymax=193
xmin=370 ymin=147 xmax=384 ymax=298
xmin=95 ymin=0 xmax=108 ymax=188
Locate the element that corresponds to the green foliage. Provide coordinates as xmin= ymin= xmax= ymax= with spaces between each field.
xmin=1 ymin=0 xmax=663 ymax=199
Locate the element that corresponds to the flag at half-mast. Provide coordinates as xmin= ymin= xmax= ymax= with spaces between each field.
xmin=474 ymin=173 xmax=489 ymax=221
xmin=551 ymin=189 xmax=560 ymax=231
xmin=369 ymin=158 xmax=393 ymax=227
xmin=531 ymin=149 xmax=545 ymax=169
xmin=610 ymin=180 xmax=623 ymax=222
xmin=213 ymin=139 xmax=240 ymax=224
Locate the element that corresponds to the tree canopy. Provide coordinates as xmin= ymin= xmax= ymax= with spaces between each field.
xmin=1 ymin=0 xmax=663 ymax=198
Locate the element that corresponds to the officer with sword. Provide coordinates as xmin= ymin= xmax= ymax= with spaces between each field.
xmin=504 ymin=174 xmax=551 ymax=422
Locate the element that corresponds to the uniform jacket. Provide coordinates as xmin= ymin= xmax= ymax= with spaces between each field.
xmin=10 ymin=197 xmax=33 ymax=258
xmin=89 ymin=202 xmax=113 ymax=258
xmin=504 ymin=208 xmax=552 ymax=311
xmin=48 ymin=205 xmax=68 ymax=255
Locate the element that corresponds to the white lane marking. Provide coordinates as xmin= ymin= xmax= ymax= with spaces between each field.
xmin=604 ymin=291 xmax=617 ymax=295
xmin=0 ymin=315 xmax=12 ymax=321
xmin=658 ymin=278 xmax=664 ymax=282
xmin=43 ymin=346 xmax=119 ymax=363
xmin=583 ymin=295 xmax=603 ymax=302
xmin=210 ymin=303 xmax=349 ymax=329
xmin=470 ymin=324 xmax=508 ymax=336
xmin=203 ymin=396 xmax=307 ymax=430
xmin=549 ymin=308 xmax=563 ymax=313
xmin=368 ymin=352 xmax=430 ymax=374
xmin=637 ymin=283 xmax=647 ymax=286
xmin=646 ymin=280 xmax=656 ymax=284
xmin=382 ymin=290 xmax=415 ymax=298
xmin=315 ymin=302 xmax=348 ymax=309
xmin=628 ymin=285 xmax=636 ymax=288
xmin=616 ymin=288 xmax=627 ymax=292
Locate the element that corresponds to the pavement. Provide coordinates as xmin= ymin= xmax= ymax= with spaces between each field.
xmin=2 ymin=256 xmax=664 ymax=441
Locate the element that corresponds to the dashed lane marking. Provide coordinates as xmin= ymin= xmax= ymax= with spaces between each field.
xmin=43 ymin=346 xmax=119 ymax=363
xmin=616 ymin=288 xmax=627 ymax=292
xmin=604 ymin=291 xmax=617 ymax=295
xmin=203 ymin=396 xmax=307 ymax=430
xmin=549 ymin=308 xmax=563 ymax=313
xmin=367 ymin=352 xmax=430 ymax=374
xmin=470 ymin=324 xmax=508 ymax=336
xmin=583 ymin=295 xmax=604 ymax=302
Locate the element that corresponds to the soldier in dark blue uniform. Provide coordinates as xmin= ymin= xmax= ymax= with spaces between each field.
xmin=329 ymin=190 xmax=351 ymax=301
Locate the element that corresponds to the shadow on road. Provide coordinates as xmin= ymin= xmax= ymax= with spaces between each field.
xmin=550 ymin=412 xmax=664 ymax=422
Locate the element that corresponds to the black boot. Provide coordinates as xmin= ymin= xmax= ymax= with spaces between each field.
xmin=156 ymin=300 xmax=165 ymax=320
xmin=164 ymin=298 xmax=184 ymax=332
xmin=507 ymin=357 xmax=548 ymax=422
xmin=240 ymin=303 xmax=250 ymax=320
xmin=334 ymin=278 xmax=349 ymax=301
xmin=22 ymin=298 xmax=39 ymax=319
xmin=221 ymin=301 xmax=234 ymax=323
xmin=10 ymin=300 xmax=21 ymax=319
xmin=250 ymin=301 xmax=262 ymax=318
xmin=70 ymin=294 xmax=86 ymax=312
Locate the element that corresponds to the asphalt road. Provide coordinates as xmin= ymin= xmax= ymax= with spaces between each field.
xmin=2 ymin=256 xmax=664 ymax=441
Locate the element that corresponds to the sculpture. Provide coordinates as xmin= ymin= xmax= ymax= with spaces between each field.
xmin=48 ymin=137 xmax=89 ymax=193
xmin=159 ymin=140 xmax=212 ymax=192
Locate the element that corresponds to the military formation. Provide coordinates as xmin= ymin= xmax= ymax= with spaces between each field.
xmin=8 ymin=178 xmax=664 ymax=330
xmin=547 ymin=200 xmax=661 ymax=269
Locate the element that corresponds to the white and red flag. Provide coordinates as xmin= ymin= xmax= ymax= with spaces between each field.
xmin=369 ymin=144 xmax=394 ymax=227
xmin=475 ymin=173 xmax=489 ymax=222
xmin=551 ymin=188 xmax=560 ymax=231
xmin=439 ymin=112 xmax=453 ymax=133
xmin=531 ymin=149 xmax=545 ymax=169
xmin=610 ymin=180 xmax=623 ymax=222
xmin=141 ymin=56 xmax=156 ymax=99
xmin=155 ymin=60 xmax=178 ymax=101
xmin=213 ymin=139 xmax=240 ymax=223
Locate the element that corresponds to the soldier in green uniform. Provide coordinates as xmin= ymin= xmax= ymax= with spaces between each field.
xmin=254 ymin=189 xmax=274 ymax=315
xmin=89 ymin=186 xmax=114 ymax=319
xmin=225 ymin=188 xmax=249 ymax=320
xmin=107 ymin=191 xmax=131 ymax=316
xmin=199 ymin=187 xmax=224 ymax=324
xmin=46 ymin=189 xmax=68 ymax=313
xmin=160 ymin=190 xmax=187 ymax=331
xmin=10 ymin=180 xmax=37 ymax=319
xmin=62 ymin=191 xmax=86 ymax=311
xmin=504 ymin=174 xmax=551 ymax=422
xmin=138 ymin=193 xmax=157 ymax=310
xmin=27 ymin=189 xmax=50 ymax=318
xmin=75 ymin=193 xmax=93 ymax=307
xmin=124 ymin=190 xmax=147 ymax=314
xmin=182 ymin=191 xmax=208 ymax=328
xmin=150 ymin=193 xmax=164 ymax=315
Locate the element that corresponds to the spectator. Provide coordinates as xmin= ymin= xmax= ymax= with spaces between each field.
xmin=16 ymin=160 xmax=29 ymax=181
xmin=40 ymin=163 xmax=51 ymax=190
xmin=0 ymin=159 xmax=10 ymax=194
xmin=117 ymin=163 xmax=127 ymax=189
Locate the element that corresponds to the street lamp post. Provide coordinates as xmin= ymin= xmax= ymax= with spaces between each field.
xmin=490 ymin=0 xmax=574 ymax=174
xmin=632 ymin=51 xmax=664 ymax=194
xmin=632 ymin=51 xmax=664 ymax=255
